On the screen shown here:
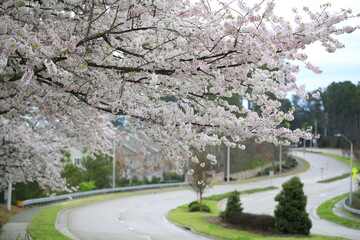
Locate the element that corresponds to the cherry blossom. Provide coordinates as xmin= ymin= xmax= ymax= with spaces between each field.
xmin=0 ymin=0 xmax=358 ymax=188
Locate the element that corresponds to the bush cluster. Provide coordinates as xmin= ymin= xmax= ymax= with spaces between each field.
xmin=258 ymin=157 xmax=298 ymax=176
xmin=188 ymin=201 xmax=211 ymax=212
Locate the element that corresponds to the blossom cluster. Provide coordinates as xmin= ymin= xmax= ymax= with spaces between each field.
xmin=0 ymin=0 xmax=358 ymax=187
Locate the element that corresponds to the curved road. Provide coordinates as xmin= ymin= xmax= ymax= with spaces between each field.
xmin=61 ymin=150 xmax=360 ymax=239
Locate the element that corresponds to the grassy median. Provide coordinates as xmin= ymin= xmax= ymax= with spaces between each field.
xmin=167 ymin=189 xmax=348 ymax=240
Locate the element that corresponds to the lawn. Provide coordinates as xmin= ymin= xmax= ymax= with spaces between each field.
xmin=168 ymin=197 xmax=346 ymax=240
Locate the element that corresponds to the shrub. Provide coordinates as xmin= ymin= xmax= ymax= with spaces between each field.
xmin=163 ymin=171 xmax=184 ymax=182
xmin=150 ymin=176 xmax=160 ymax=184
xmin=143 ymin=177 xmax=150 ymax=185
xmin=352 ymin=190 xmax=360 ymax=209
xmin=131 ymin=176 xmax=143 ymax=185
xmin=188 ymin=201 xmax=199 ymax=208
xmin=188 ymin=201 xmax=211 ymax=212
xmin=223 ymin=190 xmax=243 ymax=220
xmin=79 ymin=181 xmax=96 ymax=192
xmin=274 ymin=176 xmax=312 ymax=235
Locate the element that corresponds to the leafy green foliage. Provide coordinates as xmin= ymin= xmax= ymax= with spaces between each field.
xmin=274 ymin=177 xmax=312 ymax=235
xmin=79 ymin=181 xmax=96 ymax=192
xmin=61 ymin=163 xmax=83 ymax=188
xmin=130 ymin=176 xmax=142 ymax=186
xmin=150 ymin=176 xmax=160 ymax=184
xmin=162 ymin=171 xmax=183 ymax=182
xmin=82 ymin=152 xmax=118 ymax=189
xmin=12 ymin=182 xmax=46 ymax=203
xmin=223 ymin=190 xmax=243 ymax=220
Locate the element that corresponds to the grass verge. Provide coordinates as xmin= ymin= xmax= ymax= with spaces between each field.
xmin=168 ymin=198 xmax=345 ymax=240
xmin=318 ymin=173 xmax=349 ymax=183
xmin=28 ymin=186 xmax=189 ymax=240
xmin=321 ymin=153 xmax=360 ymax=169
xmin=317 ymin=193 xmax=360 ymax=229
xmin=0 ymin=204 xmax=24 ymax=228
xmin=204 ymin=186 xmax=278 ymax=201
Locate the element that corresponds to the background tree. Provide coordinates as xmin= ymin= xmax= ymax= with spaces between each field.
xmin=1 ymin=0 xmax=358 ymax=188
xmin=82 ymin=152 xmax=118 ymax=189
xmin=61 ymin=163 xmax=83 ymax=190
xmin=274 ymin=176 xmax=312 ymax=235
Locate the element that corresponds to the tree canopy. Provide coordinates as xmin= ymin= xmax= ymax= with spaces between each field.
xmin=1 ymin=0 xmax=358 ymax=189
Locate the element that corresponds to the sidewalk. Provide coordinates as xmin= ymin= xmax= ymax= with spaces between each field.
xmin=0 ymin=206 xmax=47 ymax=240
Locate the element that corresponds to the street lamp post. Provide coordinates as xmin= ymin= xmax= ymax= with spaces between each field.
xmin=279 ymin=144 xmax=282 ymax=173
xmin=113 ymin=138 xmax=117 ymax=189
xmin=335 ymin=134 xmax=353 ymax=205
xmin=226 ymin=145 xmax=230 ymax=182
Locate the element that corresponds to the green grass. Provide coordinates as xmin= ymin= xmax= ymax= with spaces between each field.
xmin=242 ymin=186 xmax=278 ymax=194
xmin=168 ymin=201 xmax=345 ymax=240
xmin=321 ymin=153 xmax=360 ymax=169
xmin=317 ymin=193 xmax=360 ymax=229
xmin=28 ymin=187 xmax=189 ymax=240
xmin=204 ymin=186 xmax=278 ymax=201
xmin=318 ymin=173 xmax=349 ymax=183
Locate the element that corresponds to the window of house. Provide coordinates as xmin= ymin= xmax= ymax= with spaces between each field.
xmin=74 ymin=158 xmax=81 ymax=166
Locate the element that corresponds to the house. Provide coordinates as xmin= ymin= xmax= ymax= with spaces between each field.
xmin=116 ymin=135 xmax=175 ymax=182
xmin=67 ymin=147 xmax=85 ymax=167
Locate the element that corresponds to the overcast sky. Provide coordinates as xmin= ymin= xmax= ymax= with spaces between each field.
xmin=208 ymin=0 xmax=360 ymax=92
xmin=272 ymin=0 xmax=360 ymax=92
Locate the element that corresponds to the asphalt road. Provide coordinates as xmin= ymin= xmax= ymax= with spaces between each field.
xmin=61 ymin=150 xmax=360 ymax=240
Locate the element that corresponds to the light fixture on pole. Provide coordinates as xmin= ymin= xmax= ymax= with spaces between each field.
xmin=335 ymin=133 xmax=353 ymax=205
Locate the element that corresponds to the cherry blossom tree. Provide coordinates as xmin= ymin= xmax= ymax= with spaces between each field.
xmin=1 ymin=0 xmax=358 ymax=189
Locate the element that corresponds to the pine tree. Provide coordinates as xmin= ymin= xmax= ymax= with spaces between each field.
xmin=224 ymin=190 xmax=243 ymax=220
xmin=274 ymin=176 xmax=312 ymax=235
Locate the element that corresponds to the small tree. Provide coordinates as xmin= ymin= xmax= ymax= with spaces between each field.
xmin=274 ymin=176 xmax=312 ymax=235
xmin=189 ymin=151 xmax=210 ymax=212
xmin=224 ymin=190 xmax=243 ymax=220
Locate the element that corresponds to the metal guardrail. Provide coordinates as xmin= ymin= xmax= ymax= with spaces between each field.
xmin=21 ymin=182 xmax=189 ymax=207
xmin=343 ymin=197 xmax=360 ymax=216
